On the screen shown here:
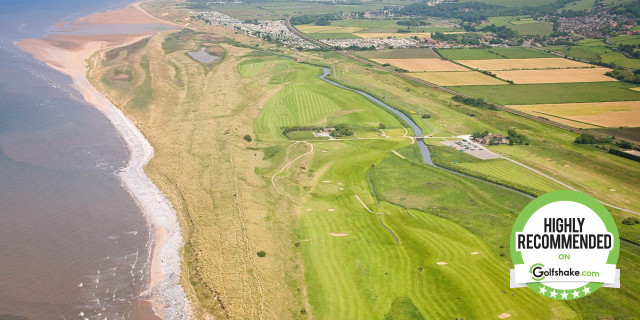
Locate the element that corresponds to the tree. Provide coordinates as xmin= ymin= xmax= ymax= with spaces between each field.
xmin=243 ymin=135 xmax=252 ymax=142
xmin=257 ymin=250 xmax=267 ymax=257
xmin=379 ymin=123 xmax=386 ymax=129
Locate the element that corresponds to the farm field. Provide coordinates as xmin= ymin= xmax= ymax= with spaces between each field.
xmin=411 ymin=71 xmax=507 ymax=86
xmin=357 ymin=48 xmax=439 ymax=59
xmin=510 ymin=22 xmax=553 ymax=36
xmin=296 ymin=25 xmax=365 ymax=34
xmin=449 ymin=81 xmax=640 ymax=104
xmin=562 ymin=0 xmax=596 ymax=10
xmin=307 ymin=32 xmax=361 ymax=40
xmin=296 ymin=19 xmax=460 ymax=40
xmin=437 ymin=47 xmax=556 ymax=60
xmin=372 ymin=58 xmax=468 ymax=71
xmin=494 ymin=67 xmax=615 ymax=84
xmin=546 ymin=38 xmax=640 ymax=69
xmin=509 ymin=101 xmax=640 ymax=128
xmin=480 ymin=16 xmax=554 ymax=35
xmin=609 ymin=35 xmax=640 ymax=46
xmin=591 ymin=127 xmax=640 ymax=144
xmin=354 ymin=32 xmax=433 ymax=39
xmin=456 ymin=57 xmax=591 ymax=70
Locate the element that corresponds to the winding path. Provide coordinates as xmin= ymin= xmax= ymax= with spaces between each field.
xmin=271 ymin=141 xmax=314 ymax=204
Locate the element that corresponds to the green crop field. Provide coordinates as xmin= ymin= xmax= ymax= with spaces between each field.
xmin=479 ymin=16 xmax=553 ymax=35
xmin=609 ymin=35 xmax=640 ymax=46
xmin=547 ymin=39 xmax=640 ymax=69
xmin=562 ymin=0 xmax=596 ymax=10
xmin=449 ymin=82 xmax=640 ymax=105
xmin=511 ymin=22 xmax=553 ymax=36
xmin=437 ymin=47 xmax=555 ymax=60
xmin=357 ymin=48 xmax=440 ymax=59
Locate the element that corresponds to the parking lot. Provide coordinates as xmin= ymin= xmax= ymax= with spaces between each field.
xmin=440 ymin=137 xmax=501 ymax=160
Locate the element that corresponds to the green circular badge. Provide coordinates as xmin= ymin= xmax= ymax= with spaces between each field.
xmin=510 ymin=190 xmax=619 ymax=300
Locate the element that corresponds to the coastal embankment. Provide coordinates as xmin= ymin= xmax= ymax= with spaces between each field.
xmin=15 ymin=3 xmax=188 ymax=319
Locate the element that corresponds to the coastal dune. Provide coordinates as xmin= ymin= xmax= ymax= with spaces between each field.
xmin=15 ymin=3 xmax=188 ymax=319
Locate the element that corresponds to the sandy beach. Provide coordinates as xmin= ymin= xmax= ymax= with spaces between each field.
xmin=15 ymin=3 xmax=188 ymax=319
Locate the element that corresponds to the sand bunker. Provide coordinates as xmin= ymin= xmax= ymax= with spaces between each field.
xmin=305 ymin=208 xmax=312 ymax=211
xmin=322 ymin=180 xmax=332 ymax=183
xmin=436 ymin=262 xmax=448 ymax=265
xmin=329 ymin=233 xmax=349 ymax=237
xmin=499 ymin=313 xmax=512 ymax=318
xmin=609 ymin=189 xmax=617 ymax=192
xmin=471 ymin=252 xmax=479 ymax=255
xmin=328 ymin=209 xmax=335 ymax=212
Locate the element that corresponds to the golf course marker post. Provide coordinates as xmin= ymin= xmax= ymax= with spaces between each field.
xmin=510 ymin=190 xmax=620 ymax=300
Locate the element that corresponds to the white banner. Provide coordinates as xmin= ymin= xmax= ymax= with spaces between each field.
xmin=510 ymin=264 xmax=619 ymax=288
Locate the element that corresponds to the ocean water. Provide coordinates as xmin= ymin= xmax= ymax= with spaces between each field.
xmin=0 ymin=0 xmax=159 ymax=318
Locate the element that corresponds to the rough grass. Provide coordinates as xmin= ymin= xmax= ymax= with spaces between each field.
xmin=456 ymin=158 xmax=566 ymax=193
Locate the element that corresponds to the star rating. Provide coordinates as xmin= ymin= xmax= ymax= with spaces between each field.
xmin=539 ymin=286 xmax=548 ymax=295
xmin=549 ymin=290 xmax=557 ymax=298
xmin=582 ymin=286 xmax=591 ymax=295
xmin=572 ymin=290 xmax=580 ymax=298
xmin=561 ymin=291 xmax=569 ymax=299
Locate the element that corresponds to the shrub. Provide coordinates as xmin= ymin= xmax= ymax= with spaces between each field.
xmin=507 ymin=128 xmax=529 ymax=145
xmin=257 ymin=250 xmax=266 ymax=257
xmin=574 ymin=133 xmax=610 ymax=144
xmin=622 ymin=217 xmax=640 ymax=225
xmin=616 ymin=140 xmax=633 ymax=149
xmin=421 ymin=114 xmax=431 ymax=119
xmin=243 ymin=135 xmax=252 ymax=142
xmin=379 ymin=123 xmax=386 ymax=129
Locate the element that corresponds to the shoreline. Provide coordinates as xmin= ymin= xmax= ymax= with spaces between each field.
xmin=14 ymin=3 xmax=189 ymax=319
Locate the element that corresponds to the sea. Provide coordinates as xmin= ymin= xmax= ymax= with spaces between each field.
xmin=0 ymin=0 xmax=160 ymax=319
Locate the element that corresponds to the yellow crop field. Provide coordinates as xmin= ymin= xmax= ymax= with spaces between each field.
xmin=296 ymin=25 xmax=339 ymax=33
xmin=509 ymin=101 xmax=640 ymax=127
xmin=456 ymin=58 xmax=591 ymax=70
xmin=494 ymin=68 xmax=616 ymax=84
xmin=296 ymin=25 xmax=365 ymax=33
xmin=411 ymin=71 xmax=508 ymax=86
xmin=355 ymin=32 xmax=432 ymax=39
xmin=372 ymin=58 xmax=468 ymax=72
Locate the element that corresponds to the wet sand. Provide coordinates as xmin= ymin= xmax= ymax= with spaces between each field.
xmin=15 ymin=3 xmax=188 ymax=319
